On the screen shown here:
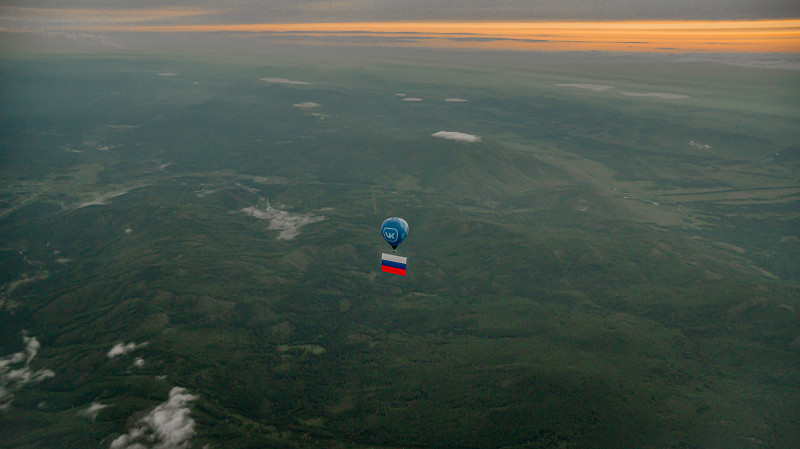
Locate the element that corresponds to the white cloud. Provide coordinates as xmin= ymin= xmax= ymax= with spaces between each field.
xmin=293 ymin=102 xmax=321 ymax=109
xmin=107 ymin=342 xmax=148 ymax=358
xmin=444 ymin=98 xmax=468 ymax=102
xmin=75 ymin=186 xmax=145 ymax=209
xmin=133 ymin=357 xmax=145 ymax=368
xmin=402 ymin=97 xmax=423 ymax=101
xmin=689 ymin=140 xmax=712 ymax=149
xmin=241 ymin=205 xmax=326 ymax=240
xmin=110 ymin=387 xmax=198 ymax=449
xmin=76 ymin=190 xmax=129 ymax=208
xmin=6 ymin=271 xmax=50 ymax=294
xmin=80 ymin=402 xmax=109 ymax=420
xmin=622 ymin=92 xmax=690 ymax=99
xmin=261 ymin=78 xmax=312 ymax=85
xmin=556 ymin=83 xmax=614 ymax=91
xmin=432 ymin=131 xmax=481 ymax=143
xmin=1 ymin=336 xmax=55 ymax=411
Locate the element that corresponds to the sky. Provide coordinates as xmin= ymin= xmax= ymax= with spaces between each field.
xmin=1 ymin=0 xmax=799 ymax=22
xmin=1 ymin=1 xmax=799 ymax=53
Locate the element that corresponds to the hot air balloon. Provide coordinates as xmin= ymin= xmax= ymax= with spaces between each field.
xmin=380 ymin=217 xmax=409 ymax=251
xmin=380 ymin=217 xmax=409 ymax=276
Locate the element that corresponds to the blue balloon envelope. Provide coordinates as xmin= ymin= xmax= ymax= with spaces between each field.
xmin=381 ymin=217 xmax=409 ymax=249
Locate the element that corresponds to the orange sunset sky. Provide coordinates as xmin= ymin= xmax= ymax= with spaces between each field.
xmin=94 ymin=20 xmax=800 ymax=53
xmin=1 ymin=5 xmax=799 ymax=53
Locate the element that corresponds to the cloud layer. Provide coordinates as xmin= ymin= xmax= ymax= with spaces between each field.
xmin=293 ymin=102 xmax=321 ymax=109
xmin=556 ymin=83 xmax=614 ymax=91
xmin=432 ymin=131 xmax=481 ymax=142
xmin=261 ymin=77 xmax=312 ymax=85
xmin=622 ymin=92 xmax=690 ymax=99
xmin=75 ymin=186 xmax=142 ymax=209
xmin=108 ymin=341 xmax=148 ymax=358
xmin=1 ymin=336 xmax=55 ymax=411
xmin=242 ymin=205 xmax=325 ymax=240
xmin=110 ymin=387 xmax=199 ymax=449
xmin=80 ymin=402 xmax=109 ymax=420
xmin=689 ymin=140 xmax=711 ymax=149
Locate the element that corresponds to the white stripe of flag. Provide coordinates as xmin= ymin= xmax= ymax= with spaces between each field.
xmin=381 ymin=253 xmax=407 ymax=264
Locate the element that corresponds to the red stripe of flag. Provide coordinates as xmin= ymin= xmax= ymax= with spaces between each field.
xmin=381 ymin=265 xmax=406 ymax=276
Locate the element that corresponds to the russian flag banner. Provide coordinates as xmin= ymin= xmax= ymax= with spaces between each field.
xmin=381 ymin=253 xmax=407 ymax=276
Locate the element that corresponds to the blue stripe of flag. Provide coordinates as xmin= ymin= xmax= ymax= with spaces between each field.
xmin=381 ymin=260 xmax=406 ymax=269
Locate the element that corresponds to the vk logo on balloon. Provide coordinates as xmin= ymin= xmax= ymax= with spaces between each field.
xmin=383 ymin=229 xmax=398 ymax=242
